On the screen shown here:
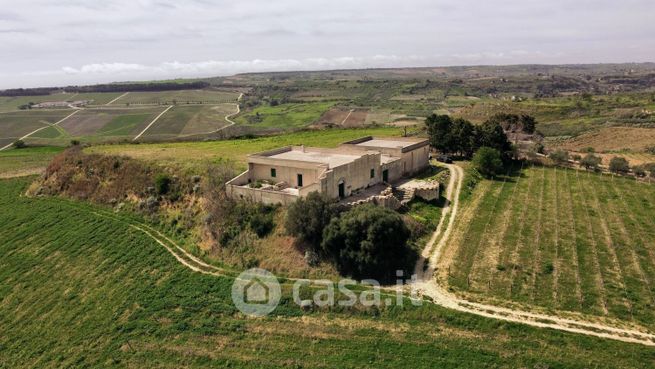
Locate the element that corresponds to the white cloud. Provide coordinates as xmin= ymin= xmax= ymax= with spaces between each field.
xmin=0 ymin=0 xmax=653 ymax=88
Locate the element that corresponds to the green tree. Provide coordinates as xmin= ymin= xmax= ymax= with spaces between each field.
xmin=12 ymin=140 xmax=26 ymax=149
xmin=475 ymin=120 xmax=512 ymax=158
xmin=285 ymin=191 xmax=342 ymax=249
xmin=632 ymin=165 xmax=647 ymax=177
xmin=425 ymin=114 xmax=454 ymax=154
xmin=580 ymin=154 xmax=601 ymax=171
xmin=321 ymin=204 xmax=412 ymax=281
xmin=472 ymin=147 xmax=503 ymax=178
xmin=450 ymin=118 xmax=476 ymax=157
xmin=609 ymin=157 xmax=630 ymax=174
xmin=644 ymin=163 xmax=655 ymax=178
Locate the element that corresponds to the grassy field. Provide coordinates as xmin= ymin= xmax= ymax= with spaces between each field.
xmin=0 ymin=110 xmax=72 ymax=143
xmin=86 ymin=127 xmax=408 ymax=170
xmin=235 ymin=102 xmax=335 ymax=131
xmin=2 ymin=177 xmax=655 ymax=367
xmin=141 ymin=104 xmax=236 ymax=139
xmin=441 ymin=165 xmax=655 ymax=329
xmin=0 ymin=146 xmax=64 ymax=177
xmin=115 ymin=90 xmax=239 ymax=105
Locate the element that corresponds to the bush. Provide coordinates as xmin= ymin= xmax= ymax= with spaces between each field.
xmin=580 ymin=154 xmax=601 ymax=171
xmin=155 ymin=174 xmax=172 ymax=195
xmin=548 ymin=149 xmax=569 ymax=165
xmin=285 ymin=191 xmax=342 ymax=249
xmin=13 ymin=140 xmax=26 ymax=149
xmin=609 ymin=157 xmax=630 ymax=174
xmin=249 ymin=212 xmax=275 ymax=237
xmin=571 ymin=154 xmax=582 ymax=162
xmin=70 ymin=139 xmax=81 ymax=146
xmin=472 ymin=147 xmax=503 ymax=178
xmin=632 ymin=165 xmax=647 ymax=177
xmin=321 ymin=204 xmax=413 ymax=282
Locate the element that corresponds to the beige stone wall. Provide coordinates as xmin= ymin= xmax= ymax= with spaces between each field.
xmin=322 ymin=153 xmax=381 ymax=198
xmin=400 ymin=145 xmax=429 ymax=175
xmin=381 ymin=160 xmax=404 ymax=183
xmin=228 ymin=185 xmax=299 ymax=205
xmin=249 ymin=162 xmax=321 ymax=188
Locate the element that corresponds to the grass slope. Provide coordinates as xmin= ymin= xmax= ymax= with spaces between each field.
xmin=1 ymin=177 xmax=654 ymax=367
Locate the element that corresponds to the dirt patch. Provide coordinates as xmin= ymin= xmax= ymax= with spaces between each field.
xmin=314 ymin=107 xmax=369 ymax=128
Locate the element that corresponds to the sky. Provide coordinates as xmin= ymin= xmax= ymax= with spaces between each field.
xmin=1 ymin=0 xmax=654 ymax=89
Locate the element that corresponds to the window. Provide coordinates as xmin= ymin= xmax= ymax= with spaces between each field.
xmin=270 ymin=168 xmax=276 ymax=178
xmin=297 ymin=174 xmax=303 ymax=187
xmin=370 ymin=168 xmax=375 ymax=178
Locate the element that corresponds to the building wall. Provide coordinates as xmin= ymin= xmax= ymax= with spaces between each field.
xmin=228 ymin=185 xmax=299 ymax=205
xmin=248 ymin=162 xmax=322 ymax=188
xmin=400 ymin=145 xmax=430 ymax=175
xmin=322 ymin=153 xmax=381 ymax=198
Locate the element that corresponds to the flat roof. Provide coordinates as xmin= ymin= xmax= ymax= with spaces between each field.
xmin=268 ymin=148 xmax=361 ymax=168
xmin=355 ymin=138 xmax=422 ymax=149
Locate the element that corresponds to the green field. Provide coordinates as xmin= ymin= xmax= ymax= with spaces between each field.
xmin=0 ymin=146 xmax=64 ymax=176
xmin=86 ymin=126 xmax=408 ymax=170
xmin=442 ymin=165 xmax=655 ymax=329
xmin=235 ymin=102 xmax=335 ymax=131
xmin=1 ymin=177 xmax=654 ymax=367
xmin=116 ymin=90 xmax=239 ymax=105
xmin=0 ymin=110 xmax=72 ymax=142
xmin=141 ymin=104 xmax=236 ymax=139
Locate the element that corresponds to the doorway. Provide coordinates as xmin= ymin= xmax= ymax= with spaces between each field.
xmin=338 ymin=181 xmax=345 ymax=198
xmin=382 ymin=169 xmax=389 ymax=183
xmin=297 ymin=174 xmax=303 ymax=187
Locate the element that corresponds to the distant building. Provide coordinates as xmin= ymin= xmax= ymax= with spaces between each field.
xmin=226 ymin=136 xmax=430 ymax=204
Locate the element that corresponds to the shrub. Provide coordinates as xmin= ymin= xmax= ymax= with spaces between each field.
xmin=571 ymin=154 xmax=582 ymax=162
xmin=548 ymin=149 xmax=569 ymax=165
xmin=580 ymin=154 xmax=601 ymax=171
xmin=155 ymin=174 xmax=172 ymax=195
xmin=285 ymin=191 xmax=342 ymax=249
xmin=249 ymin=212 xmax=275 ymax=238
xmin=609 ymin=157 xmax=630 ymax=174
xmin=321 ymin=204 xmax=413 ymax=282
xmin=13 ymin=140 xmax=26 ymax=149
xmin=70 ymin=139 xmax=81 ymax=146
xmin=645 ymin=146 xmax=655 ymax=155
xmin=581 ymin=147 xmax=595 ymax=153
xmin=632 ymin=165 xmax=647 ymax=177
xmin=472 ymin=147 xmax=503 ymax=178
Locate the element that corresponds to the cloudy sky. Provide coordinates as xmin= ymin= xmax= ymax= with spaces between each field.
xmin=1 ymin=0 xmax=654 ymax=88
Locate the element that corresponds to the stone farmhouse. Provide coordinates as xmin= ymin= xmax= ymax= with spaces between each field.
xmin=226 ymin=136 xmax=430 ymax=205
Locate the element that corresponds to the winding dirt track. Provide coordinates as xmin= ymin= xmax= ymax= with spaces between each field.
xmin=413 ymin=164 xmax=655 ymax=346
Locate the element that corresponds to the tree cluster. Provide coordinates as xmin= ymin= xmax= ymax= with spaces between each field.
xmin=285 ymin=194 xmax=414 ymax=281
xmin=425 ymin=114 xmax=512 ymax=159
xmin=486 ymin=113 xmax=537 ymax=134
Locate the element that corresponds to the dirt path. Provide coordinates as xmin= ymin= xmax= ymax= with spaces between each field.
xmin=132 ymin=105 xmax=173 ymax=141
xmin=412 ymin=164 xmax=655 ymax=346
xmin=106 ymin=92 xmax=130 ymax=105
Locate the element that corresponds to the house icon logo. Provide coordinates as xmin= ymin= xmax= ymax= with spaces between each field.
xmin=231 ymin=268 xmax=281 ymax=317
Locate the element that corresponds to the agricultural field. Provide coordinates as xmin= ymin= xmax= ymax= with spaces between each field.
xmin=114 ymin=90 xmax=239 ymax=105
xmin=0 ymin=110 xmax=73 ymax=146
xmin=140 ymin=104 xmax=237 ymax=140
xmin=0 ymin=146 xmax=64 ymax=177
xmin=440 ymin=165 xmax=655 ymax=330
xmin=1 ymin=177 xmax=654 ymax=368
xmin=234 ymin=102 xmax=335 ymax=132
xmin=86 ymin=126 xmax=408 ymax=170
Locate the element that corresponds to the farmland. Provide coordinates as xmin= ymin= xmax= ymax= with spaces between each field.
xmin=440 ymin=165 xmax=655 ymax=330
xmin=234 ymin=102 xmax=335 ymax=132
xmin=1 ymin=177 xmax=654 ymax=367
xmin=114 ymin=90 xmax=240 ymax=105
xmin=0 ymin=146 xmax=63 ymax=177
